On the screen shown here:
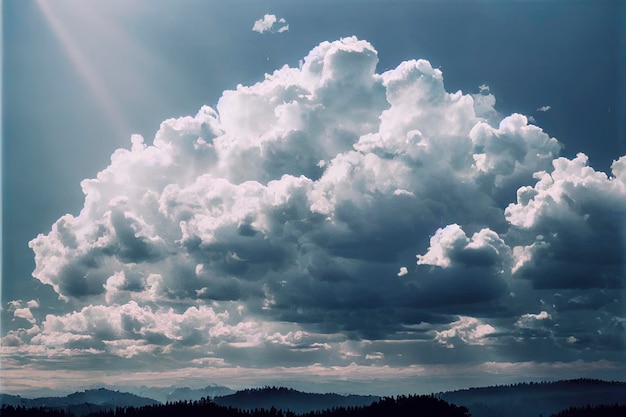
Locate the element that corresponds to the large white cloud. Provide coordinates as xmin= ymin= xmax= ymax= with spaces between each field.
xmin=7 ymin=37 xmax=622 ymax=375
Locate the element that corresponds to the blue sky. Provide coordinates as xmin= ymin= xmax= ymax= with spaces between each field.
xmin=2 ymin=0 xmax=625 ymax=397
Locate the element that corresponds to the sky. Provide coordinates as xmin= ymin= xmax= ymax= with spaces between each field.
xmin=1 ymin=0 xmax=625 ymax=398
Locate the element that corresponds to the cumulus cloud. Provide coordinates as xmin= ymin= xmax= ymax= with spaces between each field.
xmin=417 ymin=224 xmax=511 ymax=269
xmin=507 ymin=153 xmax=626 ymax=289
xmin=7 ymin=300 xmax=39 ymax=325
xmin=470 ymin=114 xmax=561 ymax=191
xmin=252 ymin=14 xmax=289 ymax=34
xmin=14 ymin=308 xmax=37 ymax=325
xmin=5 ymin=37 xmax=622 ymax=379
xmin=537 ymin=105 xmax=552 ymax=112
xmin=434 ymin=316 xmax=496 ymax=348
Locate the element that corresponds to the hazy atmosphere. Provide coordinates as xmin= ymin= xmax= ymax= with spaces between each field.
xmin=2 ymin=0 xmax=625 ymax=398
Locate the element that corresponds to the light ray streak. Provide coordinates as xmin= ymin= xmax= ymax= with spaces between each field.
xmin=36 ymin=0 xmax=130 ymax=138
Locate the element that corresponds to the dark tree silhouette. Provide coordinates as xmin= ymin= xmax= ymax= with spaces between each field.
xmin=551 ymin=403 xmax=626 ymax=417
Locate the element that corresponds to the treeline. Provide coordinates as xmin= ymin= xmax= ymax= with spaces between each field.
xmin=501 ymin=378 xmax=625 ymax=389
xmin=232 ymin=387 xmax=299 ymax=394
xmin=550 ymin=403 xmax=626 ymax=417
xmin=440 ymin=378 xmax=625 ymax=395
xmin=1 ymin=394 xmax=471 ymax=417
xmin=299 ymin=395 xmax=471 ymax=417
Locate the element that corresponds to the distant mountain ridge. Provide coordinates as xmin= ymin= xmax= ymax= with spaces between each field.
xmin=0 ymin=384 xmax=235 ymax=407
xmin=127 ymin=384 xmax=235 ymax=403
xmin=0 ymin=388 xmax=158 ymax=416
xmin=0 ymin=388 xmax=157 ymax=407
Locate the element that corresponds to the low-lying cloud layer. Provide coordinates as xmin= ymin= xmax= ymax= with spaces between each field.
xmin=3 ymin=38 xmax=624 ymax=391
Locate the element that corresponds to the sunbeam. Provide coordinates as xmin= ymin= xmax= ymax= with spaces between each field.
xmin=35 ymin=0 xmax=131 ymax=139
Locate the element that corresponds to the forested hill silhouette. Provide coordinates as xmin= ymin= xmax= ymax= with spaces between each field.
xmin=438 ymin=379 xmax=626 ymax=417
xmin=0 ymin=388 xmax=158 ymax=410
xmin=1 ymin=394 xmax=471 ymax=417
xmin=213 ymin=386 xmax=378 ymax=414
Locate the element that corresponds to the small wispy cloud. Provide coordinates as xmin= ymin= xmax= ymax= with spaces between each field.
xmin=252 ymin=14 xmax=289 ymax=34
xmin=536 ymin=105 xmax=551 ymax=112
